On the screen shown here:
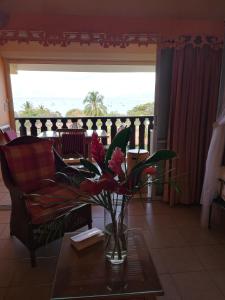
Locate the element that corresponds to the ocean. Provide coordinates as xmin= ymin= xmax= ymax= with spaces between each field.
xmin=13 ymin=95 xmax=154 ymax=116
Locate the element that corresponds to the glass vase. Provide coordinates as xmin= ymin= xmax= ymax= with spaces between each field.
xmin=104 ymin=195 xmax=128 ymax=264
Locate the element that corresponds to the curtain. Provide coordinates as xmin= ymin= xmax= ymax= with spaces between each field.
xmin=201 ymin=39 xmax=225 ymax=226
xmin=155 ymin=47 xmax=174 ymax=151
xmin=157 ymin=37 xmax=222 ymax=205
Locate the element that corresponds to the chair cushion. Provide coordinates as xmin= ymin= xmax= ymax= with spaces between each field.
xmin=1 ymin=140 xmax=55 ymax=193
xmin=4 ymin=129 xmax=17 ymax=142
xmin=25 ymin=182 xmax=81 ymax=224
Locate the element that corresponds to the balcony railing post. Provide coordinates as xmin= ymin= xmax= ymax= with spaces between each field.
xmin=110 ymin=117 xmax=117 ymax=141
xmin=139 ymin=117 xmax=145 ymax=149
xmin=100 ymin=117 xmax=107 ymax=145
xmin=129 ymin=118 xmax=135 ymax=149
xmin=80 ymin=118 xmax=88 ymax=129
xmin=92 ymin=118 xmax=98 ymax=130
xmin=18 ymin=118 xmax=27 ymax=136
xmin=41 ymin=118 xmax=48 ymax=132
xmin=30 ymin=118 xmax=38 ymax=136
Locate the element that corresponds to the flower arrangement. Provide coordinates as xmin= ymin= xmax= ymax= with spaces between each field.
xmin=63 ymin=127 xmax=177 ymax=264
xmin=77 ymin=128 xmax=176 ymax=200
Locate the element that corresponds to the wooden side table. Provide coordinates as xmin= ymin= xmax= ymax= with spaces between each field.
xmin=51 ymin=230 xmax=163 ymax=300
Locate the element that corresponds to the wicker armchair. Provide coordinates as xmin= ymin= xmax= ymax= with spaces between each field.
xmin=0 ymin=136 xmax=92 ymax=267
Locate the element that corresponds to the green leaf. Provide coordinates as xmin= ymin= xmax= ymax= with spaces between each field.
xmin=145 ymin=150 xmax=176 ymax=164
xmin=127 ymin=162 xmax=155 ymax=187
xmin=80 ymin=159 xmax=101 ymax=176
xmin=127 ymin=150 xmax=176 ymax=187
xmin=105 ymin=127 xmax=131 ymax=163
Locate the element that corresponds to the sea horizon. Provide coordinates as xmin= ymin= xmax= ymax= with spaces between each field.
xmin=13 ymin=96 xmax=154 ymax=116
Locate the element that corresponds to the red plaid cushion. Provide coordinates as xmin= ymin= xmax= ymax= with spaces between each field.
xmin=1 ymin=140 xmax=55 ymax=192
xmin=25 ymin=182 xmax=81 ymax=224
xmin=4 ymin=129 xmax=17 ymax=142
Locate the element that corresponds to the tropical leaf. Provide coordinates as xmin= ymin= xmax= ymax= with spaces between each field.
xmin=105 ymin=127 xmax=131 ymax=163
xmin=145 ymin=149 xmax=176 ymax=164
xmin=80 ymin=159 xmax=101 ymax=176
xmin=127 ymin=150 xmax=176 ymax=188
xmin=128 ymin=149 xmax=176 ymax=177
xmin=55 ymin=172 xmax=85 ymax=188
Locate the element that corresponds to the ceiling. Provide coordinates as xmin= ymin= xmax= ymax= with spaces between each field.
xmin=0 ymin=0 xmax=225 ymax=20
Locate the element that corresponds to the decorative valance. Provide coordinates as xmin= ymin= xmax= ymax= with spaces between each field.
xmin=0 ymin=30 xmax=158 ymax=47
xmin=159 ymin=35 xmax=223 ymax=50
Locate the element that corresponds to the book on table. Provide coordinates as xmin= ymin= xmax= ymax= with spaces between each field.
xmin=70 ymin=227 xmax=104 ymax=251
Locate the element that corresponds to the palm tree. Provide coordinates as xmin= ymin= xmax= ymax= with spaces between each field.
xmin=83 ymin=91 xmax=107 ymax=116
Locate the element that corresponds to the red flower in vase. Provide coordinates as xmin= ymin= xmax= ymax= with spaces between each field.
xmin=91 ymin=132 xmax=105 ymax=168
xmin=80 ymin=179 xmax=102 ymax=196
xmin=98 ymin=172 xmax=118 ymax=192
xmin=108 ymin=147 xmax=125 ymax=177
xmin=144 ymin=166 xmax=157 ymax=175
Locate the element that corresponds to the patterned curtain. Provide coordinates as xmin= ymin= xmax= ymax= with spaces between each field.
xmin=156 ymin=35 xmax=223 ymax=205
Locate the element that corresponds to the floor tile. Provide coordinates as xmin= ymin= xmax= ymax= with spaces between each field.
xmin=0 ymin=260 xmax=16 ymax=288
xmin=193 ymin=244 xmax=225 ymax=270
xmin=172 ymin=271 xmax=225 ymax=300
xmin=0 ymin=211 xmax=10 ymax=224
xmin=0 ymin=238 xmax=29 ymax=260
xmin=156 ymin=274 xmax=181 ymax=300
xmin=209 ymin=269 xmax=225 ymax=297
xmin=147 ymin=228 xmax=188 ymax=248
xmin=178 ymin=226 xmax=223 ymax=246
xmin=146 ymin=214 xmax=177 ymax=229
xmin=149 ymin=248 xmax=169 ymax=274
xmin=92 ymin=205 xmax=104 ymax=218
xmin=36 ymin=239 xmax=62 ymax=258
xmin=157 ymin=247 xmax=204 ymax=273
xmin=10 ymin=259 xmax=57 ymax=287
xmin=0 ymin=224 xmax=10 ymax=239
xmin=142 ymin=201 xmax=173 ymax=215
xmin=92 ymin=217 xmax=104 ymax=230
xmin=0 ymin=288 xmax=6 ymax=300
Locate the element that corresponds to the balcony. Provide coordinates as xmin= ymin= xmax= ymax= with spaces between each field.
xmin=15 ymin=115 xmax=155 ymax=152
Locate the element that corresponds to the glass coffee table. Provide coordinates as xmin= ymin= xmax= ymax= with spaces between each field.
xmin=51 ymin=230 xmax=163 ymax=300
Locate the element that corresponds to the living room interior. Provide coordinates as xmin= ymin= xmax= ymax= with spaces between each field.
xmin=0 ymin=1 xmax=225 ymax=299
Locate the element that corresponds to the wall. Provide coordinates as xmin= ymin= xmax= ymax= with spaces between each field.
xmin=0 ymin=57 xmax=10 ymax=127
xmin=4 ymin=15 xmax=224 ymax=37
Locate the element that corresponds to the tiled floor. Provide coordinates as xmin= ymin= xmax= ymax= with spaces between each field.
xmin=0 ymin=177 xmax=11 ymax=208
xmin=1 ymin=179 xmax=225 ymax=299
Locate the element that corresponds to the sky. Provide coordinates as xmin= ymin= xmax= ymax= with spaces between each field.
xmin=11 ymin=71 xmax=155 ymax=116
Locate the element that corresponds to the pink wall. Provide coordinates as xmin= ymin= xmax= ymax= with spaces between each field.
xmin=0 ymin=58 xmax=10 ymax=127
xmin=4 ymin=14 xmax=224 ymax=37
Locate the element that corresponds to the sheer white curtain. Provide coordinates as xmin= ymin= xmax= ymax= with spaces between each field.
xmin=201 ymin=43 xmax=225 ymax=227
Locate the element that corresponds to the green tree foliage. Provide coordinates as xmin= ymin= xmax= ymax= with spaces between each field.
xmin=17 ymin=101 xmax=62 ymax=117
xmin=107 ymin=111 xmax=122 ymax=116
xmin=127 ymin=102 xmax=154 ymax=116
xmin=83 ymin=91 xmax=107 ymax=116
xmin=66 ymin=108 xmax=84 ymax=117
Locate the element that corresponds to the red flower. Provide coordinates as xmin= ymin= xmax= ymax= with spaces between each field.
xmin=98 ymin=177 xmax=118 ymax=193
xmin=117 ymin=182 xmax=131 ymax=196
xmin=91 ymin=132 xmax=105 ymax=168
xmin=80 ymin=179 xmax=102 ymax=195
xmin=144 ymin=166 xmax=157 ymax=175
xmin=108 ymin=147 xmax=125 ymax=176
